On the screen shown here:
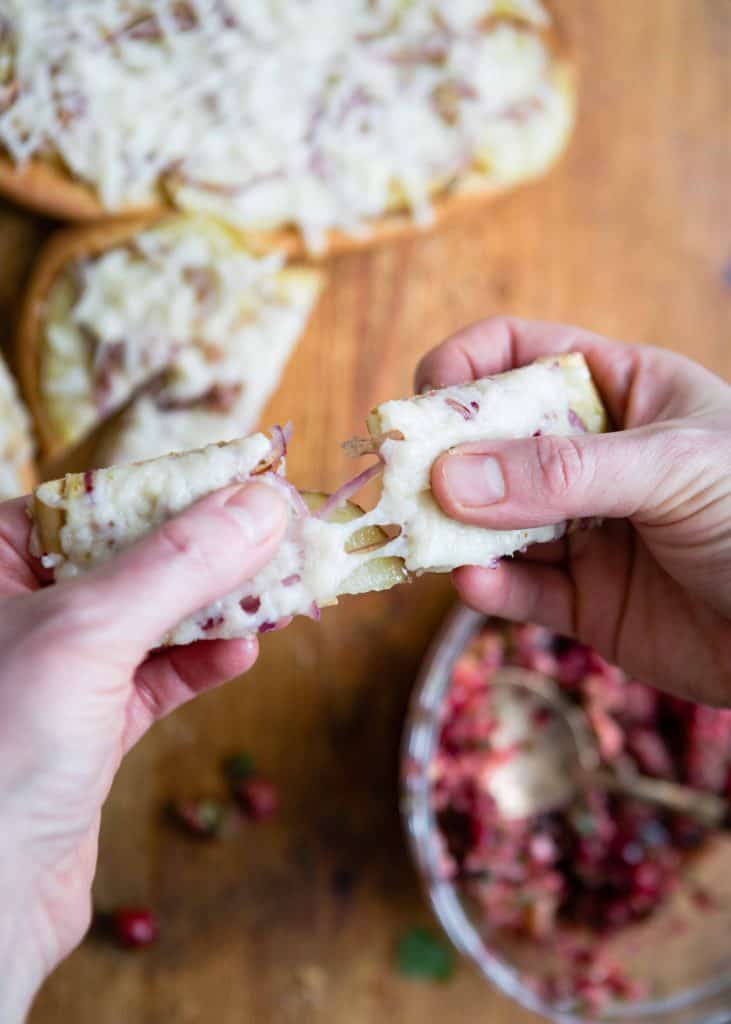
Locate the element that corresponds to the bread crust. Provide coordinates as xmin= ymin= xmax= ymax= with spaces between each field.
xmin=0 ymin=3 xmax=575 ymax=257
xmin=16 ymin=458 xmax=37 ymax=495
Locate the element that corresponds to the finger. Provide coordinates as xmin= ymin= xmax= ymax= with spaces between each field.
xmin=432 ymin=422 xmax=707 ymax=528
xmin=453 ymin=561 xmax=576 ymax=636
xmin=414 ymin=315 xmax=718 ymax=427
xmin=79 ymin=481 xmax=288 ymax=654
xmin=0 ymin=496 xmax=40 ymax=595
xmin=124 ymin=636 xmax=259 ymax=750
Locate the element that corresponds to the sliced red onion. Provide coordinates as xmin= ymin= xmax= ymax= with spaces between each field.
xmin=306 ymin=602 xmax=321 ymax=622
xmin=167 ymin=168 xmax=285 ymax=197
xmin=445 ymin=397 xmax=478 ymax=420
xmin=269 ymin=422 xmax=293 ymax=462
xmin=314 ymin=461 xmax=384 ymax=520
xmin=281 ymin=574 xmax=301 ymax=587
xmin=568 ymin=409 xmax=587 ymax=433
xmin=266 ymin=472 xmax=310 ymax=518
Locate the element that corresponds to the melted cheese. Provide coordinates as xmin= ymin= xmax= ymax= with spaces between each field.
xmin=33 ymin=433 xmax=323 ymax=645
xmin=40 ymin=216 xmax=321 ymax=460
xmin=0 ymin=1 xmax=571 ymax=250
xmin=0 ymin=352 xmax=32 ymax=498
xmin=303 ymin=356 xmax=605 ymax=599
xmin=31 ymin=356 xmax=606 ymax=645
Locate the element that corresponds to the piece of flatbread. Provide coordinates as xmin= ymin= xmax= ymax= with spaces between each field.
xmin=17 ymin=215 xmax=322 ymax=463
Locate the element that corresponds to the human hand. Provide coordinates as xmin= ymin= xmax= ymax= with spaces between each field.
xmin=418 ymin=317 xmax=731 ymax=706
xmin=0 ymin=482 xmax=286 ymax=1021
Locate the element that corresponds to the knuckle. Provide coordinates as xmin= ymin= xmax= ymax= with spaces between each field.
xmin=155 ymin=520 xmax=203 ymax=569
xmin=156 ymin=516 xmax=216 ymax=583
xmin=534 ymin=435 xmax=588 ymax=498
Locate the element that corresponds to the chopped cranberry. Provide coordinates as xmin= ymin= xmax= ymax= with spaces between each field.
xmin=110 ymin=907 xmax=159 ymax=948
xmin=588 ymin=707 xmax=624 ymax=761
xmin=240 ymin=595 xmax=261 ymax=615
xmin=83 ymin=470 xmax=95 ymax=495
xmin=553 ymin=643 xmax=591 ymax=687
xmin=689 ymin=886 xmax=716 ymax=911
xmin=532 ymin=705 xmax=554 ymax=728
xmin=430 ymin=621 xmax=729 ymax=1009
xmin=236 ymin=779 xmax=278 ymax=821
xmin=626 ymin=728 xmax=675 ymax=779
xmin=170 ymin=798 xmax=224 ymax=839
xmin=258 ymin=621 xmax=276 ymax=633
xmin=200 ymin=614 xmax=224 ymax=632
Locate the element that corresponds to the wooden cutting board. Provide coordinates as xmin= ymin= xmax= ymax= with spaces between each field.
xmin=1 ymin=1 xmax=726 ymax=1021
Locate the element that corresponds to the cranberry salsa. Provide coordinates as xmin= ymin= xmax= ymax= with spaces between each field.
xmin=430 ymin=620 xmax=731 ymax=1011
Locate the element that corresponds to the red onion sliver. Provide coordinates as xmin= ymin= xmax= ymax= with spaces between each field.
xmin=281 ymin=574 xmax=301 ymax=587
xmin=270 ymin=421 xmax=293 ymax=461
xmin=266 ymin=472 xmax=310 ymax=518
xmin=445 ymin=398 xmax=475 ymax=420
xmin=314 ymin=461 xmax=384 ymax=520
xmin=568 ymin=409 xmax=587 ymax=432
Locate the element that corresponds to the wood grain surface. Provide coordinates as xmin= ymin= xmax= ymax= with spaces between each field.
xmin=0 ymin=1 xmax=727 ymax=1021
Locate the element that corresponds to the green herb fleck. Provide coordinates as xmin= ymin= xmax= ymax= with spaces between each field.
xmin=572 ymin=810 xmax=596 ymax=837
xmin=223 ymin=753 xmax=255 ymax=785
xmin=396 ymin=927 xmax=455 ymax=982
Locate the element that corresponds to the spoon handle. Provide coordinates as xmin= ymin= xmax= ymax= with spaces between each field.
xmin=592 ymin=768 xmax=728 ymax=829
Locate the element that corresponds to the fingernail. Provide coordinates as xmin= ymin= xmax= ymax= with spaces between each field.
xmin=225 ymin=483 xmax=286 ymax=544
xmin=441 ymin=454 xmax=505 ymax=507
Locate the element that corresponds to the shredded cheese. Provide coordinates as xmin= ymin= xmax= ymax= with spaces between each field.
xmin=40 ymin=215 xmax=321 ymax=461
xmin=0 ymin=1 xmax=571 ymax=250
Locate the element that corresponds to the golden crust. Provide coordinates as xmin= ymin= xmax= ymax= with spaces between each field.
xmin=0 ymin=2 xmax=575 ymax=257
xmin=0 ymin=154 xmax=163 ymax=222
xmin=16 ymin=458 xmax=37 ymax=495
xmin=30 ymin=479 xmax=64 ymax=555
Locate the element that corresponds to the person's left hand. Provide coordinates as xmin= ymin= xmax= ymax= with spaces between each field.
xmin=0 ymin=481 xmax=287 ymax=1021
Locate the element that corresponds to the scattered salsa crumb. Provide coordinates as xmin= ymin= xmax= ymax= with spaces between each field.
xmin=169 ymin=798 xmax=225 ymax=839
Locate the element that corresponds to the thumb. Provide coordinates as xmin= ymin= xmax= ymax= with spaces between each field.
xmin=431 ymin=423 xmax=688 ymax=529
xmin=74 ymin=481 xmax=288 ymax=651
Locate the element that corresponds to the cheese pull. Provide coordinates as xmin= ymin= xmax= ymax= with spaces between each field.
xmin=30 ymin=354 xmax=606 ymax=646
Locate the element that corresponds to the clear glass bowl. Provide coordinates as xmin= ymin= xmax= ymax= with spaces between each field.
xmin=400 ymin=603 xmax=731 ymax=1024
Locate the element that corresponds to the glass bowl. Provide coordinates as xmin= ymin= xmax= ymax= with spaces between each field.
xmin=400 ymin=603 xmax=731 ymax=1024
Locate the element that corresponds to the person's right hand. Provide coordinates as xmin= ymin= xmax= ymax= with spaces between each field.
xmin=418 ymin=317 xmax=731 ymax=706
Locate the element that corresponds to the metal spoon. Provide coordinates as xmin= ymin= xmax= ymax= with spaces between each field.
xmin=484 ymin=667 xmax=728 ymax=829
